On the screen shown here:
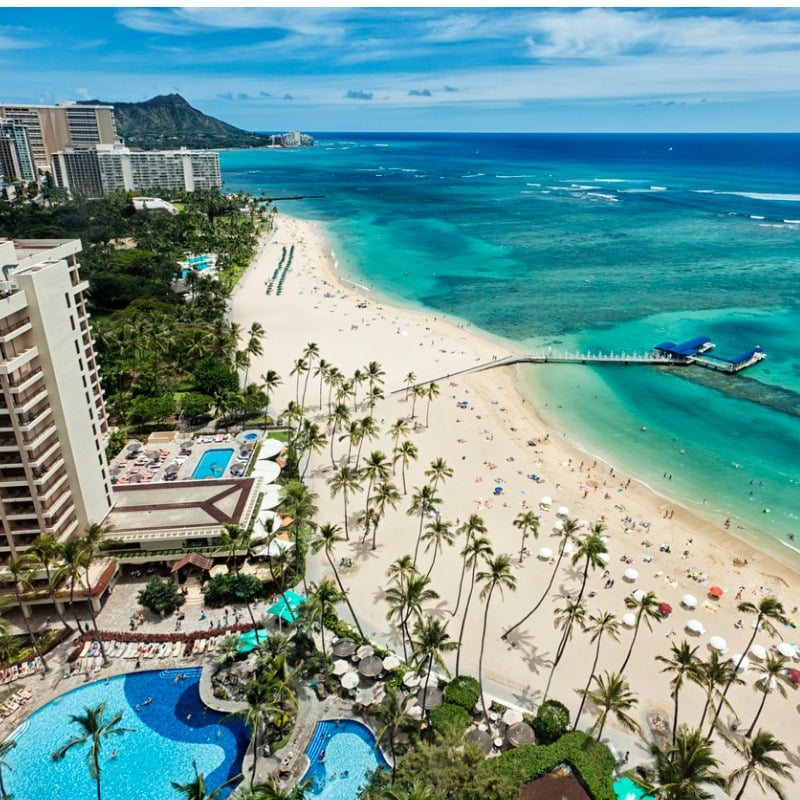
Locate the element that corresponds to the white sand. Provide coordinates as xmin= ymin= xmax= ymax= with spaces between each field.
xmin=233 ymin=214 xmax=800 ymax=772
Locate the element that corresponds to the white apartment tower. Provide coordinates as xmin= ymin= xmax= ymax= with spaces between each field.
xmin=0 ymin=238 xmax=113 ymax=565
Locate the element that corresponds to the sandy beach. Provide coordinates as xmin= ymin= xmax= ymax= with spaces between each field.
xmin=233 ymin=214 xmax=800 ymax=777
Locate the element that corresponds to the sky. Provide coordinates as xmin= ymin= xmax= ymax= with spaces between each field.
xmin=4 ymin=5 xmax=800 ymax=133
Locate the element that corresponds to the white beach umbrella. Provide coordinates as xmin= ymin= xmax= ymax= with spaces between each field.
xmin=502 ymin=709 xmax=523 ymax=726
xmin=682 ymin=594 xmax=698 ymax=609
xmin=341 ymin=671 xmax=360 ymax=690
xmin=356 ymin=644 xmax=374 ymax=660
xmin=538 ymin=547 xmax=553 ymax=560
xmin=749 ymin=644 xmax=767 ymax=661
xmin=406 ymin=704 xmax=423 ymax=720
xmin=403 ymin=671 xmax=421 ymax=688
xmin=686 ymin=619 xmax=705 ymax=635
xmin=597 ymin=551 xmax=608 ymax=564
xmin=382 ymin=655 xmax=401 ymax=671
xmin=729 ymin=654 xmax=750 ymax=672
xmin=709 ymin=636 xmax=728 ymax=653
xmin=563 ymin=542 xmax=575 ymax=557
xmin=557 ymin=506 xmax=569 ymax=517
xmin=632 ymin=589 xmax=646 ymax=602
xmin=622 ymin=613 xmax=636 ymax=627
xmin=540 ymin=496 xmax=553 ymax=507
xmin=553 ymin=520 xmax=564 ymax=531
xmin=623 ymin=567 xmax=639 ymax=582
xmin=332 ymin=659 xmax=351 ymax=676
xmin=776 ymin=642 xmax=798 ymax=659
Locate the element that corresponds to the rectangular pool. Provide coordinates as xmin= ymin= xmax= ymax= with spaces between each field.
xmin=192 ymin=448 xmax=235 ymax=479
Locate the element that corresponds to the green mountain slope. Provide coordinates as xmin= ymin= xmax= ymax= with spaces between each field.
xmin=81 ymin=93 xmax=273 ymax=150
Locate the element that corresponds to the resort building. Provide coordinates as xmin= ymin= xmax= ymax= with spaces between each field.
xmin=0 ymin=120 xmax=37 ymax=184
xmin=51 ymin=143 xmax=222 ymax=196
xmin=0 ymin=238 xmax=114 ymax=575
xmin=0 ymin=102 xmax=116 ymax=172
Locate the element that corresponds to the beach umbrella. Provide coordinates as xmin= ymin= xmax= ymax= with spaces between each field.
xmin=406 ymin=704 xmax=423 ymax=720
xmin=502 ymin=709 xmax=523 ymax=726
xmin=709 ymin=636 xmax=728 ymax=652
xmin=708 ymin=586 xmax=724 ymax=598
xmin=355 ymin=687 xmax=376 ymax=707
xmin=506 ymin=722 xmax=536 ymax=747
xmin=403 ymin=671 xmax=421 ymax=688
xmin=332 ymin=659 xmax=351 ymax=676
xmin=622 ymin=613 xmax=636 ymax=628
xmin=776 ymin=642 xmax=796 ymax=658
xmin=331 ymin=638 xmax=357 ymax=658
xmin=729 ymin=654 xmax=750 ymax=672
xmin=686 ymin=619 xmax=705 ymax=635
xmin=563 ymin=542 xmax=575 ymax=556
xmin=786 ymin=668 xmax=800 ymax=685
xmin=632 ymin=589 xmax=646 ymax=602
xmin=552 ymin=519 xmax=564 ymax=531
xmin=658 ymin=602 xmax=673 ymax=617
xmin=539 ymin=496 xmax=552 ymax=508
xmin=557 ymin=506 xmax=569 ymax=517
xmin=358 ymin=655 xmax=384 ymax=678
xmin=682 ymin=594 xmax=698 ymax=609
xmin=341 ymin=671 xmax=360 ymax=690
xmin=623 ymin=567 xmax=639 ymax=582
xmin=749 ymin=644 xmax=767 ymax=661
xmin=465 ymin=728 xmax=493 ymax=754
xmin=266 ymin=590 xmax=306 ymax=623
xmin=382 ymin=654 xmax=401 ymax=671
xmin=537 ymin=547 xmax=553 ymax=560
xmin=356 ymin=644 xmax=374 ymax=660
xmin=418 ymin=686 xmax=444 ymax=710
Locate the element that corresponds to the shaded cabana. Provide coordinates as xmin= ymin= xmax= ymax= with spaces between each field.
xmin=267 ymin=590 xmax=306 ymax=623
xmin=507 ymin=721 xmax=536 ymax=747
xmin=170 ymin=552 xmax=214 ymax=577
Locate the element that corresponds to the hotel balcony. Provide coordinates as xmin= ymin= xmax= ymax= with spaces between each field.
xmin=0 ymin=346 xmax=38 ymax=375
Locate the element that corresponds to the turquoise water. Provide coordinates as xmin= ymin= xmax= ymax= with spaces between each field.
xmin=221 ymin=133 xmax=800 ymax=566
xmin=301 ymin=719 xmax=388 ymax=800
xmin=3 ymin=668 xmax=248 ymax=800
xmin=614 ymin=775 xmax=651 ymax=800
xmin=192 ymin=447 xmax=235 ymax=479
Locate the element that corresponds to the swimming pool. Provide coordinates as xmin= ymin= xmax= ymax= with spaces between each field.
xmin=301 ymin=719 xmax=388 ymax=800
xmin=614 ymin=775 xmax=651 ymax=800
xmin=192 ymin=448 xmax=235 ymax=479
xmin=242 ymin=430 xmax=260 ymax=442
xmin=3 ymin=668 xmax=248 ymax=800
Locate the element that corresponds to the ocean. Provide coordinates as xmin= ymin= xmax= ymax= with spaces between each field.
xmin=220 ymin=133 xmax=800 ymax=567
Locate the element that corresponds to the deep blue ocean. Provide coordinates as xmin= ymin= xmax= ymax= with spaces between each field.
xmin=220 ymin=133 xmax=800 ymax=565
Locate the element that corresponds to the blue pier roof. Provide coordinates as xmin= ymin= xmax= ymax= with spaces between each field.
xmin=654 ymin=336 xmax=712 ymax=357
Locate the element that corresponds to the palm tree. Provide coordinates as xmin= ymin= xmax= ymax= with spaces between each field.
xmin=303 ymin=577 xmax=343 ymax=665
xmin=424 ymin=457 xmax=453 ymax=492
xmin=259 ymin=369 xmax=282 ymax=425
xmin=450 ymin=515 xmax=487 ymax=618
xmin=746 ymin=654 xmax=792 ymax=738
xmin=290 ymin=357 xmax=309 ymax=406
xmin=370 ymin=686 xmax=411 ymax=777
xmin=649 ymin=726 xmax=725 ymax=800
xmin=581 ymin=671 xmax=638 ymax=741
xmin=656 ymin=640 xmax=703 ymax=744
xmin=403 ymin=372 xmax=417 ymax=402
xmin=695 ymin=650 xmax=740 ymax=733
xmin=2 ymin=555 xmax=48 ymax=673
xmin=360 ymin=450 xmax=391 ymax=531
xmin=54 ymin=537 xmax=90 ymax=632
xmin=724 ymin=729 xmax=793 ymax=800
xmin=296 ymin=420 xmax=327 ymax=481
xmin=311 ymin=522 xmax=365 ymax=638
xmin=30 ymin=532 xmax=71 ymax=631
xmin=172 ymin=760 xmax=243 ymax=799
xmin=367 ymin=480 xmax=401 ymax=550
xmin=476 ymin=553 xmax=516 ymax=720
xmin=409 ymin=384 xmax=426 ymax=422
xmin=300 ymin=342 xmax=320 ymax=407
xmin=571 ymin=525 xmax=607 ymax=605
xmin=619 ymin=590 xmax=661 ymax=675
xmin=327 ymin=402 xmax=351 ymax=467
xmin=454 ymin=534 xmax=492 ymax=676
xmin=407 ymin=484 xmax=441 ymax=566
xmin=503 ymin=517 xmax=581 ymax=640
xmin=423 ymin=381 xmax=440 ymax=427
xmin=573 ymin=611 xmax=620 ymax=731
xmin=327 ymin=464 xmax=362 ymax=541
xmin=314 ymin=357 xmax=331 ymax=411
xmin=411 ymin=616 xmax=457 ymax=720
xmin=0 ymin=738 xmax=17 ymax=800
xmin=392 ymin=439 xmax=418 ymax=495
xmin=80 ymin=521 xmax=116 ymax=665
xmin=420 ymin=516 xmax=455 ymax=579
xmin=512 ymin=510 xmax=540 ymax=564
xmin=52 ymin=702 xmax=135 ymax=800
xmin=354 ymin=416 xmax=379 ymax=469
xmin=388 ymin=419 xmax=411 ymax=474
xmin=242 ymin=321 xmax=266 ymax=388
xmin=218 ymin=523 xmax=260 ymax=635
xmin=543 ymin=598 xmax=586 ymax=702
xmin=385 ymin=568 xmax=438 ymax=663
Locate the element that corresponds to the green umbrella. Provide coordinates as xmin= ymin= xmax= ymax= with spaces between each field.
xmin=267 ymin=591 xmax=306 ymax=623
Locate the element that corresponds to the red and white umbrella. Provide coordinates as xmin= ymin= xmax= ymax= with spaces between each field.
xmin=708 ymin=586 xmax=724 ymax=598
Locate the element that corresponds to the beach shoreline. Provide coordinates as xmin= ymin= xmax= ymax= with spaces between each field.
xmin=233 ymin=211 xmax=800 ymax=775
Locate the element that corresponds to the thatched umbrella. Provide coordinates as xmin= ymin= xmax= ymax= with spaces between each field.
xmin=418 ymin=686 xmax=444 ymax=710
xmin=506 ymin=721 xmax=535 ymax=747
xmin=358 ymin=655 xmax=384 ymax=678
xmin=465 ymin=728 xmax=493 ymax=754
xmin=332 ymin=638 xmax=357 ymax=658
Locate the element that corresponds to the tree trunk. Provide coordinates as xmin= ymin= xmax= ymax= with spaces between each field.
xmin=573 ymin=639 xmax=602 ymax=731
xmin=325 ymin=551 xmax=364 ymax=639
xmin=746 ymin=689 xmax=769 ymax=738
xmin=618 ymin=621 xmax=640 ymax=676
xmin=456 ymin=564 xmax=478 ymax=676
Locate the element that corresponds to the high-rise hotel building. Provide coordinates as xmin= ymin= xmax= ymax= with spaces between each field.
xmin=0 ymin=238 xmax=113 ymax=568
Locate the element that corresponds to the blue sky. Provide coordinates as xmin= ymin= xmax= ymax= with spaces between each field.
xmin=3 ymin=6 xmax=800 ymax=132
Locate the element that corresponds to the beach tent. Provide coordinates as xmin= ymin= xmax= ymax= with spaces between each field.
xmin=623 ymin=567 xmax=639 ymax=582
xmin=749 ymin=644 xmax=767 ymax=661
xmin=267 ymin=590 xmax=306 ymax=623
xmin=709 ymin=636 xmax=728 ymax=653
xmin=681 ymin=594 xmax=698 ymax=609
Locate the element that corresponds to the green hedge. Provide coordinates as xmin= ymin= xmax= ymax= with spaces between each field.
xmin=532 ymin=699 xmax=570 ymax=745
xmin=429 ymin=704 xmax=470 ymax=737
xmin=443 ymin=675 xmax=481 ymax=711
xmin=477 ymin=731 xmax=615 ymax=800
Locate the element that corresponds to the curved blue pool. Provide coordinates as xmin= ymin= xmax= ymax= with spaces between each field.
xmin=302 ymin=719 xmax=388 ymax=800
xmin=614 ymin=775 xmax=651 ymax=799
xmin=192 ymin=448 xmax=235 ymax=479
xmin=3 ymin=668 xmax=248 ymax=800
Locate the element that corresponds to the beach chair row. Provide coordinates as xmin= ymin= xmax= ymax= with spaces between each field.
xmin=2 ymin=658 xmax=44 ymax=684
xmin=0 ymin=686 xmax=32 ymax=719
